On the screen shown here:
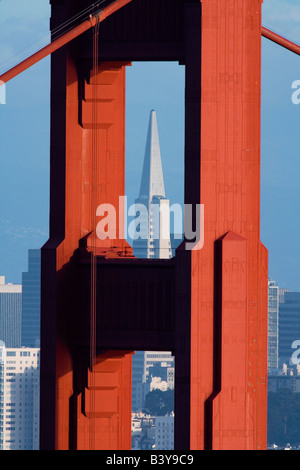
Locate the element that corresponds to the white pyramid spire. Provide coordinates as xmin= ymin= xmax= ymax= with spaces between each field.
xmin=139 ymin=110 xmax=165 ymax=201
xmin=133 ymin=110 xmax=172 ymax=260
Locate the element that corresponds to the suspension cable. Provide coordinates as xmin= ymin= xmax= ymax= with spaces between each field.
xmin=0 ymin=1 xmax=108 ymax=74
xmin=0 ymin=0 xmax=134 ymax=84
xmin=262 ymin=26 xmax=300 ymax=56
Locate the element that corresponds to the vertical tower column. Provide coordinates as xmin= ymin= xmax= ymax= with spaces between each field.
xmin=175 ymin=0 xmax=268 ymax=450
xmin=40 ymin=22 xmax=132 ymax=446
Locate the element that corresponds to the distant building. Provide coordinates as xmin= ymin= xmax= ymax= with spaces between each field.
xmin=131 ymin=412 xmax=174 ymax=450
xmin=154 ymin=414 xmax=174 ymax=450
xmin=268 ymin=279 xmax=279 ymax=371
xmin=268 ymin=364 xmax=300 ymax=393
xmin=131 ymin=412 xmax=155 ymax=450
xmin=167 ymin=367 xmax=175 ymax=390
xmin=145 ymin=352 xmax=174 ymax=394
xmin=279 ymin=288 xmax=290 ymax=304
xmin=0 ymin=276 xmax=22 ymax=348
xmin=0 ymin=342 xmax=40 ymax=450
xmin=132 ymin=351 xmax=146 ymax=411
xmin=170 ymin=233 xmax=183 ymax=257
xmin=21 ymin=249 xmax=41 ymax=347
xmin=279 ymin=291 xmax=300 ymax=368
xmin=145 ymin=351 xmax=174 ymax=380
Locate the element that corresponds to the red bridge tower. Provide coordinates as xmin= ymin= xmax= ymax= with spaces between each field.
xmin=38 ymin=0 xmax=268 ymax=450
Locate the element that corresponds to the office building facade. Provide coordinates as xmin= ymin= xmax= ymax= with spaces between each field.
xmin=0 ymin=277 xmax=22 ymax=348
xmin=131 ymin=112 xmax=174 ymax=422
xmin=0 ymin=342 xmax=40 ymax=450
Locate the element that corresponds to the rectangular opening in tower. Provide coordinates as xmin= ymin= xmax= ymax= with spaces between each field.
xmin=125 ymin=61 xmax=185 ymax=260
xmin=131 ymin=350 xmax=175 ymax=451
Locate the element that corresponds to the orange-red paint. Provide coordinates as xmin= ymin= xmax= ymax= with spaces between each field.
xmin=34 ymin=0 xmax=270 ymax=450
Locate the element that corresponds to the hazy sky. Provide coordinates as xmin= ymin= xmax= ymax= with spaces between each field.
xmin=0 ymin=0 xmax=300 ymax=291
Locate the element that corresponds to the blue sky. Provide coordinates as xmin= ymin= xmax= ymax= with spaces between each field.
xmin=0 ymin=0 xmax=300 ymax=291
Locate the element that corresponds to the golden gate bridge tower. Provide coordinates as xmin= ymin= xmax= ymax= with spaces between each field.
xmin=2 ymin=0 xmax=300 ymax=451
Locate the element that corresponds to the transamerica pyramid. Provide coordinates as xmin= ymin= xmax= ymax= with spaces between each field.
xmin=133 ymin=110 xmax=172 ymax=259
xmin=139 ymin=109 xmax=165 ymax=201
